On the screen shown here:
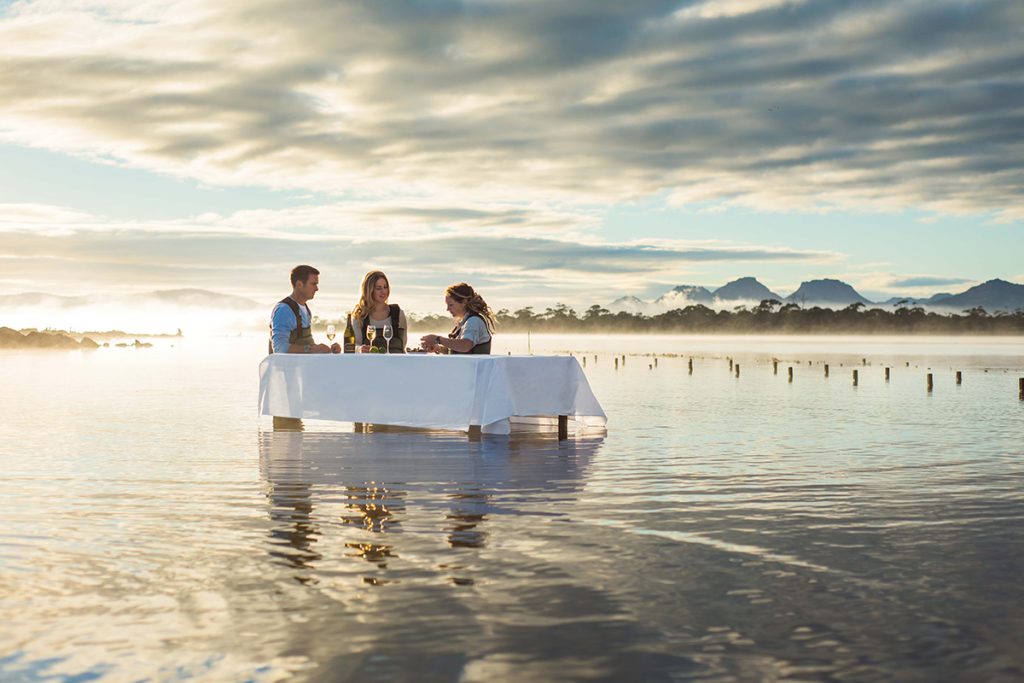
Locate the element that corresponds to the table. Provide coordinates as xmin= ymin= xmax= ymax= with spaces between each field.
xmin=258 ymin=354 xmax=607 ymax=435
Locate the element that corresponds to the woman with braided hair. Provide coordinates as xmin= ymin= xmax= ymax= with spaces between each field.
xmin=420 ymin=282 xmax=495 ymax=354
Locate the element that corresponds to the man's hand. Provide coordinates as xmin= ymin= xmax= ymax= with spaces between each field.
xmin=330 ymin=342 xmax=341 ymax=354
xmin=314 ymin=343 xmax=332 ymax=354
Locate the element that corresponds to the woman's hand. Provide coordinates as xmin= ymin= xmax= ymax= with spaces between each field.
xmin=359 ymin=344 xmax=370 ymax=353
xmin=419 ymin=334 xmax=439 ymax=352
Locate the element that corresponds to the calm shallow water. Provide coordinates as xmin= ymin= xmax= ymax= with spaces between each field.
xmin=1 ymin=334 xmax=1023 ymax=682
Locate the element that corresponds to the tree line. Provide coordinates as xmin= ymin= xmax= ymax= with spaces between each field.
xmin=399 ymin=300 xmax=1024 ymax=335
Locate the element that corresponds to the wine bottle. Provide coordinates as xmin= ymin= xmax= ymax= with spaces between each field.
xmin=343 ymin=314 xmax=356 ymax=354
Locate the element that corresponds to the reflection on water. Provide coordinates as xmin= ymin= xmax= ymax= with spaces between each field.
xmin=267 ymin=478 xmax=321 ymax=581
xmin=259 ymin=430 xmax=601 ymax=597
xmin=445 ymin=487 xmax=490 ymax=549
xmin=2 ymin=335 xmax=1023 ymax=681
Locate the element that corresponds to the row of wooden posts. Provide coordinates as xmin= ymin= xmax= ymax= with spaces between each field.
xmin=578 ymin=353 xmax=1024 ymax=399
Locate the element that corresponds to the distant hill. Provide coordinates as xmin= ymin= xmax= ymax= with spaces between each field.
xmin=922 ymin=293 xmax=954 ymax=305
xmin=785 ymin=279 xmax=871 ymax=306
xmin=654 ymin=285 xmax=714 ymax=309
xmin=606 ymin=276 xmax=1024 ymax=314
xmin=934 ymin=279 xmax=1024 ymax=312
xmin=713 ymin=277 xmax=781 ymax=302
xmin=0 ymin=292 xmax=91 ymax=308
xmin=607 ymin=295 xmax=651 ymax=315
xmin=882 ymin=293 xmax=954 ymax=307
xmin=144 ymin=288 xmax=262 ymax=310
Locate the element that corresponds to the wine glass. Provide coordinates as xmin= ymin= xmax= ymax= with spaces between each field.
xmin=326 ymin=324 xmax=336 ymax=342
xmin=365 ymin=325 xmax=376 ymax=351
xmin=382 ymin=323 xmax=393 ymax=353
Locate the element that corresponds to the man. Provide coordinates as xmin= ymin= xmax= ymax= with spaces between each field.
xmin=269 ymin=265 xmax=341 ymax=354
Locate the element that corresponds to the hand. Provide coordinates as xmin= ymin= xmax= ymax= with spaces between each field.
xmin=315 ymin=343 xmax=332 ymax=354
xmin=420 ymin=334 xmax=441 ymax=350
xmin=330 ymin=342 xmax=341 ymax=354
xmin=360 ymin=344 xmax=370 ymax=353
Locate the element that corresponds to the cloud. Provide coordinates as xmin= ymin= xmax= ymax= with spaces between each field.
xmin=0 ymin=204 xmax=836 ymax=309
xmin=888 ymin=276 xmax=973 ymax=288
xmin=0 ymin=0 xmax=1021 ymax=217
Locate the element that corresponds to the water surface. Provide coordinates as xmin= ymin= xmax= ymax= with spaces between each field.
xmin=1 ymin=335 xmax=1022 ymax=681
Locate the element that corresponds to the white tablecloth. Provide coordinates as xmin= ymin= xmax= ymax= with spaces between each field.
xmin=258 ymin=354 xmax=607 ymax=432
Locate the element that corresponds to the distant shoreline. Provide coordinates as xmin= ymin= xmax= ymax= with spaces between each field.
xmin=0 ymin=327 xmax=176 ymax=350
xmin=368 ymin=304 xmax=1024 ymax=336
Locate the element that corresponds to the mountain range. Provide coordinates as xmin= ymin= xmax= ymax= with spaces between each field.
xmin=609 ymin=278 xmax=1024 ymax=314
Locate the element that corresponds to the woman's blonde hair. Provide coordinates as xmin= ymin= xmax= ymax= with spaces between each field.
xmin=446 ymin=282 xmax=496 ymax=333
xmin=352 ymin=270 xmax=388 ymax=322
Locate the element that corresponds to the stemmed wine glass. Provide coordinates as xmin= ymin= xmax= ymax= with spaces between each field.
xmin=326 ymin=324 xmax=336 ymax=343
xmin=365 ymin=325 xmax=376 ymax=351
xmin=382 ymin=323 xmax=393 ymax=354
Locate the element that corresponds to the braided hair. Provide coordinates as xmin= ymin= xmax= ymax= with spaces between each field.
xmin=446 ymin=282 xmax=496 ymax=334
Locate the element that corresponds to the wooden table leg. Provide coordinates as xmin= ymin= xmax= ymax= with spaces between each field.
xmin=273 ymin=416 xmax=304 ymax=431
xmin=557 ymin=415 xmax=568 ymax=440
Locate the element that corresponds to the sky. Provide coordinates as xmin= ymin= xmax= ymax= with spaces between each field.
xmin=1 ymin=0 xmax=1022 ymax=325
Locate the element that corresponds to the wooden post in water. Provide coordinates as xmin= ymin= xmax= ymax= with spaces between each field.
xmin=853 ymin=369 xmax=858 ymax=386
xmin=885 ymin=367 xmax=890 ymax=381
xmin=955 ymin=371 xmax=962 ymax=385
xmin=273 ymin=416 xmax=304 ymax=432
xmin=927 ymin=373 xmax=933 ymax=392
xmin=582 ymin=356 xmax=586 ymax=367
xmin=614 ymin=357 xmax=619 ymax=370
xmin=788 ymin=367 xmax=793 ymax=383
xmin=557 ymin=415 xmax=568 ymax=440
xmin=862 ymin=358 xmax=866 ymax=366
xmin=773 ymin=360 xmax=778 ymax=375
xmin=729 ymin=358 xmax=733 ymax=371
xmin=621 ymin=355 xmax=626 ymax=366
xmin=688 ymin=358 xmax=693 ymax=374
xmin=654 ymin=357 xmax=658 ymax=368
xmin=824 ymin=364 xmax=829 ymax=378
xmin=735 ymin=364 xmax=740 ymax=378
xmin=1019 ymin=378 xmax=1023 ymax=400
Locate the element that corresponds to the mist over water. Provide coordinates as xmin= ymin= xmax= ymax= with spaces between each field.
xmin=1 ymin=334 xmax=1022 ymax=681
xmin=0 ymin=301 xmax=267 ymax=337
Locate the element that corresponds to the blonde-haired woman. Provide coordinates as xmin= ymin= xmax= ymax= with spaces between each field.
xmin=352 ymin=270 xmax=407 ymax=353
xmin=420 ymin=282 xmax=495 ymax=354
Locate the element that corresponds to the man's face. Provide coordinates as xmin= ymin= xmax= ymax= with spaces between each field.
xmin=296 ymin=274 xmax=319 ymax=300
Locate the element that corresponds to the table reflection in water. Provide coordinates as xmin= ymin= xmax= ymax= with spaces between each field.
xmin=259 ymin=429 xmax=604 ymax=587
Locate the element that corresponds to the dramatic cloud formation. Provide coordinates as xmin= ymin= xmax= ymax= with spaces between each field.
xmin=0 ymin=0 xmax=1020 ymax=322
xmin=0 ymin=200 xmax=836 ymax=310
xmin=1 ymin=0 xmax=1021 ymax=216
